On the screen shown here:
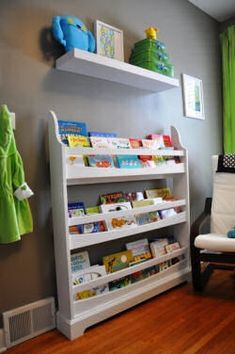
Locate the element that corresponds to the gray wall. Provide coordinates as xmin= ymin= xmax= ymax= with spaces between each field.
xmin=0 ymin=0 xmax=222 ymax=321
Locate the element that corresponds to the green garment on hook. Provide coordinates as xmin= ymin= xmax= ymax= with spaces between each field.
xmin=0 ymin=104 xmax=33 ymax=243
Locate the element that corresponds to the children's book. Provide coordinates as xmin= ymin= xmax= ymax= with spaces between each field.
xmin=90 ymin=137 xmax=110 ymax=149
xmin=107 ymin=138 xmax=131 ymax=149
xmin=103 ymin=250 xmax=134 ymax=273
xmin=67 ymin=135 xmax=90 ymax=148
xmin=165 ymin=242 xmax=181 ymax=253
xmin=150 ymin=239 xmax=169 ymax=258
xmin=129 ymin=138 xmax=142 ymax=148
xmin=89 ymin=131 xmax=117 ymax=137
xmin=100 ymin=202 xmax=132 ymax=213
xmin=100 ymin=191 xmax=125 ymax=204
xmin=116 ymin=155 xmax=142 ymax=169
xmin=126 ymin=238 xmax=152 ymax=263
xmin=145 ymin=187 xmax=173 ymax=200
xmin=132 ymin=199 xmax=154 ymax=208
xmin=87 ymin=155 xmax=114 ymax=168
xmin=71 ymin=251 xmax=90 ymax=273
xmin=85 ymin=206 xmax=100 ymax=215
xmin=107 ymin=215 xmax=137 ymax=230
xmin=69 ymin=221 xmax=106 ymax=234
xmin=58 ymin=120 xmax=87 ymax=145
xmin=135 ymin=212 xmax=160 ymax=225
xmin=68 ymin=202 xmax=85 ymax=218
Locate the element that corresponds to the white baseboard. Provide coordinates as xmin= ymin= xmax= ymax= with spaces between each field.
xmin=0 ymin=329 xmax=6 ymax=353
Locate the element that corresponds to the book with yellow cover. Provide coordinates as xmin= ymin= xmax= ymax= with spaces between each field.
xmin=145 ymin=187 xmax=173 ymax=200
xmin=103 ymin=250 xmax=133 ymax=273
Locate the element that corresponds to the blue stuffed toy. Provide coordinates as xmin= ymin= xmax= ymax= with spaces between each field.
xmin=227 ymin=227 xmax=235 ymax=238
xmin=52 ymin=16 xmax=95 ymax=53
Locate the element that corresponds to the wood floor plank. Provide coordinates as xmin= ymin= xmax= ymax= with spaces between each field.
xmin=6 ymin=270 xmax=235 ymax=354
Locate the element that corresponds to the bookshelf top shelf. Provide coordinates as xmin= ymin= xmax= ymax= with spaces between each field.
xmin=56 ymin=49 xmax=179 ymax=92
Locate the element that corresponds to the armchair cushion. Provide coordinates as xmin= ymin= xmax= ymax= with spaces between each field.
xmin=195 ymin=233 xmax=235 ymax=252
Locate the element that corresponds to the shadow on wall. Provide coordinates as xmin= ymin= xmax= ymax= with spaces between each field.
xmin=0 ymin=1 xmax=64 ymax=65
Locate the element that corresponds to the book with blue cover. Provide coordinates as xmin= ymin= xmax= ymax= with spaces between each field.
xmin=58 ymin=120 xmax=88 ymax=145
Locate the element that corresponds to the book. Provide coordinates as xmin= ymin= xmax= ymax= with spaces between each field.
xmin=160 ymin=208 xmax=177 ymax=219
xmin=58 ymin=120 xmax=87 ymax=145
xmin=129 ymin=138 xmax=142 ymax=148
xmin=109 ymin=276 xmax=131 ymax=291
xmin=100 ymin=191 xmax=125 ymax=204
xmin=126 ymin=238 xmax=152 ymax=263
xmin=142 ymin=137 xmax=164 ymax=150
xmin=107 ymin=137 xmax=131 ymax=149
xmin=73 ymin=265 xmax=109 ymax=300
xmin=67 ymin=135 xmax=90 ymax=148
xmin=103 ymin=250 xmax=134 ymax=273
xmin=145 ymin=134 xmax=165 ymax=149
xmin=131 ymin=199 xmax=154 ymax=208
xmin=89 ymin=131 xmax=117 ymax=137
xmin=68 ymin=202 xmax=85 ymax=218
xmin=85 ymin=206 xmax=100 ymax=215
xmin=116 ymin=155 xmax=142 ymax=169
xmin=70 ymin=251 xmax=90 ymax=273
xmin=124 ymin=191 xmax=144 ymax=202
xmin=90 ymin=137 xmax=110 ymax=148
xmin=100 ymin=202 xmax=132 ymax=213
xmin=150 ymin=238 xmax=169 ymax=258
xmin=145 ymin=187 xmax=173 ymax=200
xmin=135 ymin=211 xmax=160 ymax=225
xmin=67 ymin=155 xmax=85 ymax=167
xmin=87 ymin=155 xmax=114 ymax=168
xmin=69 ymin=221 xmax=106 ymax=234
xmin=165 ymin=242 xmax=181 ymax=253
xmin=107 ymin=214 xmax=137 ymax=230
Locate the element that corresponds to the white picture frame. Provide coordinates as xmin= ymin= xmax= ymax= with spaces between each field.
xmin=94 ymin=20 xmax=124 ymax=61
xmin=182 ymin=74 xmax=205 ymax=120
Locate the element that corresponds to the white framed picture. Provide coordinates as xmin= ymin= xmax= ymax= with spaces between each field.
xmin=182 ymin=74 xmax=205 ymax=120
xmin=94 ymin=20 xmax=124 ymax=61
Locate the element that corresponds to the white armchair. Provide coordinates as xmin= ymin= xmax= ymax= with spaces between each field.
xmin=190 ymin=155 xmax=235 ymax=291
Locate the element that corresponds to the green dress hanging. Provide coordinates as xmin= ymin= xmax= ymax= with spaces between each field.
xmin=0 ymin=105 xmax=33 ymax=243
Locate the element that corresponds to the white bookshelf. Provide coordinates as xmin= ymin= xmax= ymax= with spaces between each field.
xmin=48 ymin=111 xmax=190 ymax=340
xmin=56 ymin=49 xmax=179 ymax=92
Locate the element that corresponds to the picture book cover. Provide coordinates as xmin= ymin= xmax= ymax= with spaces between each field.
xmin=165 ymin=242 xmax=181 ymax=253
xmin=67 ymin=135 xmax=90 ymax=148
xmin=58 ymin=120 xmax=87 ymax=145
xmin=89 ymin=131 xmax=117 ymax=138
xmin=145 ymin=187 xmax=173 ymax=200
xmin=103 ymin=250 xmax=134 ymax=273
xmin=135 ymin=211 xmax=160 ymax=225
xmin=126 ymin=238 xmax=152 ymax=263
xmin=107 ymin=214 xmax=137 ymax=230
xmin=107 ymin=138 xmax=131 ymax=149
xmin=131 ymin=199 xmax=154 ymax=208
xmin=85 ymin=206 xmax=100 ymax=215
xmin=150 ymin=238 xmax=169 ymax=258
xmin=71 ymin=251 xmax=90 ymax=273
xmin=73 ymin=265 xmax=109 ymax=300
xmin=69 ymin=221 xmax=106 ymax=234
xmin=87 ymin=155 xmax=114 ymax=168
xmin=72 ymin=265 xmax=107 ymax=285
xmin=68 ymin=202 xmax=85 ymax=218
xmin=100 ymin=201 xmax=132 ymax=213
xmin=116 ymin=155 xmax=142 ymax=169
xmin=100 ymin=191 xmax=125 ymax=204
xmin=90 ymin=137 xmax=110 ymax=149
xmin=129 ymin=138 xmax=142 ymax=148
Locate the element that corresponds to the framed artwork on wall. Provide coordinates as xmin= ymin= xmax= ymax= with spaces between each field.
xmin=182 ymin=74 xmax=205 ymax=120
xmin=94 ymin=20 xmax=124 ymax=61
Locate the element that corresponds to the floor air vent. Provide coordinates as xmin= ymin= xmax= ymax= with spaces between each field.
xmin=3 ymin=297 xmax=55 ymax=348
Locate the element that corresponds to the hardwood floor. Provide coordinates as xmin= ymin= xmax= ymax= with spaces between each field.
xmin=7 ymin=270 xmax=235 ymax=354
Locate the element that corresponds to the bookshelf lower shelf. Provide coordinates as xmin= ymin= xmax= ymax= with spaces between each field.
xmin=69 ymin=212 xmax=186 ymax=250
xmin=57 ymin=262 xmax=190 ymax=340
